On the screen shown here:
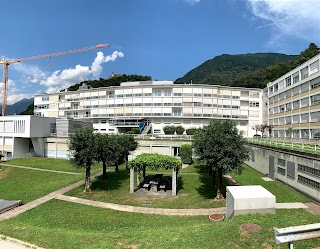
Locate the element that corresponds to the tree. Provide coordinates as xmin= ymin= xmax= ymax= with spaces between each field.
xmin=117 ymin=134 xmax=138 ymax=170
xmin=180 ymin=144 xmax=192 ymax=164
xmin=186 ymin=127 xmax=199 ymax=135
xmin=69 ymin=128 xmax=97 ymax=192
xmin=266 ymin=125 xmax=274 ymax=137
xmin=193 ymin=120 xmax=250 ymax=199
xmin=95 ymin=133 xmax=118 ymax=180
xmin=252 ymin=124 xmax=262 ymax=135
xmin=260 ymin=125 xmax=268 ymax=136
xmin=286 ymin=127 xmax=294 ymax=140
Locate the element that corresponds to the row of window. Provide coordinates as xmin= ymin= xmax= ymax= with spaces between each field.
xmin=298 ymin=175 xmax=320 ymax=190
xmin=54 ymin=92 xmax=262 ymax=102
xmin=269 ymin=94 xmax=320 ymax=114
xmin=278 ymin=167 xmax=285 ymax=176
xmin=55 ymin=102 xmax=249 ymax=110
xmin=65 ymin=112 xmax=249 ymax=119
xmin=269 ymin=60 xmax=319 ymax=95
xmin=272 ymin=129 xmax=320 ymax=139
xmin=269 ymin=111 xmax=320 ymax=125
xmin=298 ymin=164 xmax=320 ymax=177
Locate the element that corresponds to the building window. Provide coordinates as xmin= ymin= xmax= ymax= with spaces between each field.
xmin=292 ymin=115 xmax=299 ymax=124
xmin=298 ymin=164 xmax=320 ymax=177
xmin=292 ymin=71 xmax=299 ymax=84
xmin=285 ymin=103 xmax=292 ymax=111
xmin=164 ymin=90 xmax=172 ymax=96
xmin=249 ymin=102 xmax=260 ymax=107
xmin=42 ymin=96 xmax=49 ymax=101
xmin=269 ymin=86 xmax=274 ymax=94
xmin=300 ymin=113 xmax=309 ymax=123
xmin=292 ymin=86 xmax=300 ymax=96
xmin=153 ymin=129 xmax=161 ymax=134
xmin=298 ymin=175 xmax=320 ymax=190
xmin=285 ymin=116 xmax=291 ymax=124
xmin=311 ymin=94 xmax=320 ymax=106
xmin=154 ymin=90 xmax=161 ymax=96
xmin=300 ymin=97 xmax=309 ymax=108
xmin=285 ymin=90 xmax=292 ymax=98
xmin=301 ymin=66 xmax=309 ymax=80
xmin=311 ymin=129 xmax=320 ymax=138
xmin=310 ymin=60 xmax=319 ymax=75
xmin=310 ymin=112 xmax=320 ymax=122
xmin=293 ymin=100 xmax=300 ymax=110
xmin=301 ymin=82 xmax=309 ymax=93
xmin=249 ymin=92 xmax=259 ymax=98
xmin=278 ymin=167 xmax=285 ymax=176
xmin=285 ymin=76 xmax=292 ymax=87
xmin=301 ymin=129 xmax=309 ymax=138
xmin=279 ymin=80 xmax=284 ymax=90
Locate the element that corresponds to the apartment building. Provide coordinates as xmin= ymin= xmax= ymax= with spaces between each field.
xmin=267 ymin=54 xmax=320 ymax=140
xmin=34 ymin=81 xmax=263 ymax=137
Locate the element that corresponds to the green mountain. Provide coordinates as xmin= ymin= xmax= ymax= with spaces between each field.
xmin=175 ymin=53 xmax=296 ymax=86
xmin=175 ymin=43 xmax=320 ymax=89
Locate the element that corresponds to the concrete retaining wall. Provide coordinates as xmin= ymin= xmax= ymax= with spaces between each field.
xmin=246 ymin=144 xmax=320 ymax=202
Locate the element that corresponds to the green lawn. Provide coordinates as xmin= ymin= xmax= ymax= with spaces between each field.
xmin=0 ymin=166 xmax=85 ymax=203
xmin=66 ymin=170 xmax=226 ymax=209
xmin=231 ymin=165 xmax=310 ymax=203
xmin=1 ymin=200 xmax=319 ymax=249
xmin=4 ymin=157 xmax=101 ymax=174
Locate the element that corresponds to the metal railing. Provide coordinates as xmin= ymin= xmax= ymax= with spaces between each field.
xmin=274 ymin=223 xmax=320 ymax=248
xmin=133 ymin=134 xmax=193 ymax=141
xmin=247 ymin=138 xmax=320 ymax=155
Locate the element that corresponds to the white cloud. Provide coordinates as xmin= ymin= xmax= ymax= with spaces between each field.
xmin=0 ymin=79 xmax=32 ymax=104
xmin=38 ymin=50 xmax=124 ymax=93
xmin=40 ymin=65 xmax=91 ymax=93
xmin=183 ymin=0 xmax=200 ymax=6
xmin=246 ymin=0 xmax=320 ymax=44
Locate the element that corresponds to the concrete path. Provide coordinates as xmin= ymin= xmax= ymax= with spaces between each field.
xmin=0 ymin=235 xmax=44 ymax=249
xmin=56 ymin=195 xmax=226 ymax=215
xmin=0 ymin=172 xmax=101 ymax=222
xmin=1 ymin=163 xmax=82 ymax=175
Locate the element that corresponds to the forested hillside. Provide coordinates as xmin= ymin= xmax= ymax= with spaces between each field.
xmin=65 ymin=74 xmax=152 ymax=91
xmin=175 ymin=43 xmax=320 ymax=89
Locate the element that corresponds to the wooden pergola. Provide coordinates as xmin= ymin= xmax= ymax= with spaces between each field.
xmin=129 ymin=153 xmax=181 ymax=196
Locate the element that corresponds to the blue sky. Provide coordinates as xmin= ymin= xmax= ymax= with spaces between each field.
xmin=1 ymin=0 xmax=319 ymax=104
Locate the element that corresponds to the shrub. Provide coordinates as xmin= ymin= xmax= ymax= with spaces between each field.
xmin=180 ymin=144 xmax=192 ymax=164
xmin=175 ymin=126 xmax=185 ymax=135
xmin=129 ymin=153 xmax=181 ymax=170
xmin=163 ymin=125 xmax=176 ymax=135
xmin=126 ymin=128 xmax=140 ymax=134
xmin=186 ymin=128 xmax=199 ymax=135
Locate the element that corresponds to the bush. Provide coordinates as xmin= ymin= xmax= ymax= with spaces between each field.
xmin=126 ymin=128 xmax=140 ymax=134
xmin=163 ymin=125 xmax=176 ymax=135
xmin=180 ymin=144 xmax=193 ymax=164
xmin=175 ymin=126 xmax=185 ymax=135
xmin=129 ymin=153 xmax=181 ymax=170
xmin=186 ymin=128 xmax=199 ymax=135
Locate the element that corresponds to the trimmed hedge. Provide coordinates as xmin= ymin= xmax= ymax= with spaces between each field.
xmin=129 ymin=153 xmax=181 ymax=170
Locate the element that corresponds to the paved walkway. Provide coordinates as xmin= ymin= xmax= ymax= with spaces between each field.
xmin=56 ymin=195 xmax=226 ymax=215
xmin=1 ymin=163 xmax=82 ymax=175
xmin=0 ymin=235 xmax=44 ymax=249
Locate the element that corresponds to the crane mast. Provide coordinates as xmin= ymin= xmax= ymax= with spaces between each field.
xmin=0 ymin=43 xmax=110 ymax=116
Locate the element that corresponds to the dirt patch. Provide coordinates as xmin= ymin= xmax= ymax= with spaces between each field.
xmin=116 ymin=242 xmax=139 ymax=249
xmin=240 ymin=223 xmax=261 ymax=233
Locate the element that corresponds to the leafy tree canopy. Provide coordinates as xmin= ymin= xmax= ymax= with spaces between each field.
xmin=129 ymin=153 xmax=181 ymax=170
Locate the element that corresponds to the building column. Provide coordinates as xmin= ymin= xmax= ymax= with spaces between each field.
xmin=137 ymin=167 xmax=140 ymax=188
xmin=130 ymin=167 xmax=134 ymax=193
xmin=172 ymin=167 xmax=177 ymax=196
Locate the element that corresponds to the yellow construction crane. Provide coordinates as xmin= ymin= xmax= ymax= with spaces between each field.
xmin=0 ymin=43 xmax=110 ymax=116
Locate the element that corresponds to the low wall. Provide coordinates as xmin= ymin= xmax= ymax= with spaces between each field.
xmin=246 ymin=144 xmax=320 ymax=202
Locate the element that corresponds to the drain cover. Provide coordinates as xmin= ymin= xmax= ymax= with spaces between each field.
xmin=240 ymin=223 xmax=261 ymax=233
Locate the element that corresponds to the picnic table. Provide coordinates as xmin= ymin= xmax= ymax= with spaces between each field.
xmin=149 ymin=174 xmax=163 ymax=192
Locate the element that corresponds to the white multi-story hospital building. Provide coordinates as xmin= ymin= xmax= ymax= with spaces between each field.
xmin=33 ymin=81 xmax=263 ymax=138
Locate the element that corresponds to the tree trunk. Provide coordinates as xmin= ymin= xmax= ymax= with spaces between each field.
xmin=102 ymin=160 xmax=107 ymax=181
xmin=208 ymin=165 xmax=212 ymax=176
xmin=143 ymin=167 xmax=146 ymax=179
xmin=84 ymin=165 xmax=91 ymax=192
xmin=215 ymin=168 xmax=223 ymax=199
xmin=125 ymin=154 xmax=129 ymax=171
xmin=212 ymin=169 xmax=216 ymax=187
xmin=115 ymin=164 xmax=119 ymax=173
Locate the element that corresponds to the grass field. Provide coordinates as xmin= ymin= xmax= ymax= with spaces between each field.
xmin=4 ymin=157 xmax=102 ymax=174
xmin=1 ymin=200 xmax=320 ymax=249
xmin=231 ymin=165 xmax=310 ymax=203
xmin=0 ymin=166 xmax=84 ymax=203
